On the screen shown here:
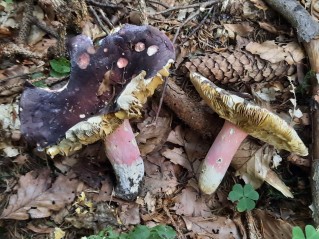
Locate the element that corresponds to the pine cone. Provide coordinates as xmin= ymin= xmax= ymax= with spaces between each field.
xmin=184 ymin=50 xmax=296 ymax=84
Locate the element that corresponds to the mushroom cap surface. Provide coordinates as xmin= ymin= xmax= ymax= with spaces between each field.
xmin=190 ymin=72 xmax=308 ymax=156
xmin=19 ymin=24 xmax=175 ymax=148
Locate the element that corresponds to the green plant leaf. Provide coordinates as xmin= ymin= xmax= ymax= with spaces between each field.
xmin=237 ymin=198 xmax=255 ymax=212
xmin=49 ymin=69 xmax=68 ymax=78
xmin=305 ymin=225 xmax=319 ymax=239
xmin=228 ymin=184 xmax=244 ymax=202
xmin=292 ymin=226 xmax=305 ymax=239
xmin=129 ymin=225 xmax=151 ymax=239
xmin=50 ymin=57 xmax=71 ymax=74
xmin=243 ymin=184 xmax=259 ymax=201
xmin=151 ymin=225 xmax=176 ymax=239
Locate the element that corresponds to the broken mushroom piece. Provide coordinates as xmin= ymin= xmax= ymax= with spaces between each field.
xmin=189 ymin=72 xmax=308 ymax=194
xmin=19 ymin=24 xmax=175 ymax=200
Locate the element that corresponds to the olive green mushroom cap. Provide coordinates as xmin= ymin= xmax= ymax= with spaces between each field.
xmin=190 ymin=72 xmax=308 ymax=157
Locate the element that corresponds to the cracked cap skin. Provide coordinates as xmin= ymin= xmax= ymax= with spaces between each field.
xmin=19 ymin=24 xmax=175 ymax=148
xmin=190 ymin=72 xmax=308 ymax=156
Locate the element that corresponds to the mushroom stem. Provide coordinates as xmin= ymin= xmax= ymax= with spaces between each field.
xmin=199 ymin=120 xmax=248 ymax=194
xmin=104 ymin=119 xmax=144 ymax=201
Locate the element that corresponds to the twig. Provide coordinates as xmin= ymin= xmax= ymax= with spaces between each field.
xmin=0 ymin=76 xmax=46 ymax=93
xmin=263 ymin=0 xmax=319 ymax=42
xmin=0 ymin=71 xmax=42 ymax=83
xmin=86 ymin=0 xmax=122 ymax=9
xmin=0 ymin=42 xmax=43 ymax=59
xmin=154 ymin=77 xmax=168 ymax=123
xmin=163 ymin=200 xmax=185 ymax=239
xmin=89 ymin=6 xmax=110 ymax=34
xmin=30 ymin=16 xmax=59 ymax=38
xmin=148 ymin=0 xmax=170 ymax=9
xmin=152 ymin=0 xmax=219 ymax=15
xmin=173 ymin=9 xmax=200 ymax=44
xmin=17 ymin=0 xmax=34 ymax=44
xmin=98 ymin=9 xmax=114 ymax=29
xmin=139 ymin=0 xmax=149 ymax=25
xmin=181 ymin=7 xmax=214 ymax=45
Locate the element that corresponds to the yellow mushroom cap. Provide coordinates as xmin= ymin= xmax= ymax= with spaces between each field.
xmin=190 ymin=72 xmax=308 ymax=156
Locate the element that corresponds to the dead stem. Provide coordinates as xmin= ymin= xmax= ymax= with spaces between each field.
xmin=152 ymin=0 xmax=220 ymax=15
xmin=89 ymin=5 xmax=110 ymax=34
xmin=86 ymin=0 xmax=122 ymax=9
xmin=17 ymin=0 xmax=34 ymax=44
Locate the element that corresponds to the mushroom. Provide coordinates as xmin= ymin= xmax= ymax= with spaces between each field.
xmin=189 ymin=72 xmax=308 ymax=194
xmin=19 ymin=24 xmax=175 ymax=200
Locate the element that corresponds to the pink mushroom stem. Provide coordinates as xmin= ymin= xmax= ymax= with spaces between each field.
xmin=104 ymin=119 xmax=144 ymax=200
xmin=199 ymin=120 xmax=247 ymax=194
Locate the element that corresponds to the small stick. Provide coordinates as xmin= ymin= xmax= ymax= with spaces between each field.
xmin=152 ymin=0 xmax=219 ymax=15
xmin=154 ymin=77 xmax=168 ymax=123
xmin=181 ymin=7 xmax=214 ymax=45
xmin=0 ymin=42 xmax=43 ymax=59
xmin=89 ymin=6 xmax=110 ymax=34
xmin=17 ymin=0 xmax=34 ymax=44
xmin=173 ymin=9 xmax=200 ymax=44
xmin=148 ymin=0 xmax=170 ymax=9
xmin=86 ymin=0 xmax=122 ymax=9
xmin=30 ymin=16 xmax=59 ymax=38
xmin=98 ymin=9 xmax=114 ymax=29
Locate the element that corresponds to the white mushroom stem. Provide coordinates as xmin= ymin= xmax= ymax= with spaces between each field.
xmin=104 ymin=119 xmax=144 ymax=200
xmin=199 ymin=120 xmax=247 ymax=194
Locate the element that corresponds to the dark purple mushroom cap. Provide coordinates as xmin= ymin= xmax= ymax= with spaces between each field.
xmin=19 ymin=24 xmax=175 ymax=147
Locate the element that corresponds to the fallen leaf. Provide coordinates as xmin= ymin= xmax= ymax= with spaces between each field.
xmin=246 ymin=41 xmax=305 ymax=64
xmin=144 ymin=192 xmax=156 ymax=213
xmin=119 ymin=203 xmax=140 ymax=225
xmin=54 ymin=227 xmax=65 ymax=239
xmin=26 ymin=223 xmax=54 ymax=234
xmin=142 ymin=153 xmax=179 ymax=195
xmin=136 ymin=116 xmax=172 ymax=156
xmin=167 ymin=126 xmax=185 ymax=146
xmin=258 ymin=22 xmax=280 ymax=34
xmin=232 ymin=141 xmax=293 ymax=198
xmin=253 ymin=209 xmax=294 ymax=239
xmin=161 ymin=147 xmax=192 ymax=171
xmin=224 ymin=23 xmax=254 ymax=37
xmin=172 ymin=186 xmax=214 ymax=217
xmin=183 ymin=216 xmax=241 ymax=238
xmin=1 ymin=170 xmax=79 ymax=220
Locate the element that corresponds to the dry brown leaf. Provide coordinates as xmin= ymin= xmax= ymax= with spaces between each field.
xmin=144 ymin=191 xmax=156 ymax=212
xmin=136 ymin=116 xmax=172 ymax=156
xmin=161 ymin=147 xmax=192 ymax=171
xmin=282 ymin=42 xmax=305 ymax=64
xmin=253 ymin=209 xmax=294 ymax=239
xmin=119 ymin=203 xmax=140 ymax=225
xmin=26 ymin=222 xmax=54 ymax=234
xmin=246 ymin=41 xmax=305 ymax=64
xmin=1 ymin=169 xmax=79 ymax=220
xmin=231 ymin=140 xmax=293 ymax=198
xmin=258 ymin=22 xmax=280 ymax=34
xmin=224 ymin=23 xmax=254 ymax=37
xmin=167 ymin=125 xmax=185 ymax=146
xmin=142 ymin=153 xmax=178 ymax=195
xmin=246 ymin=41 xmax=287 ymax=63
xmin=172 ymin=186 xmax=214 ymax=217
xmin=249 ymin=0 xmax=268 ymax=10
xmin=183 ymin=216 xmax=241 ymax=239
